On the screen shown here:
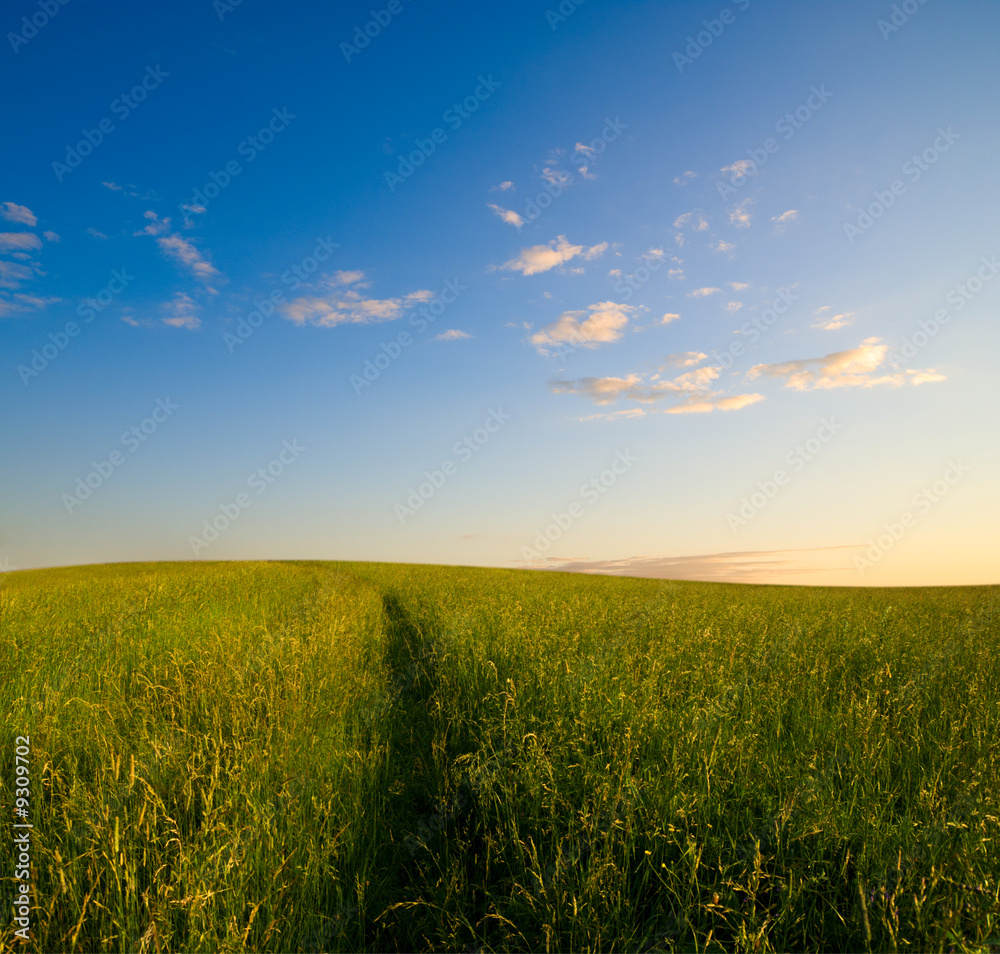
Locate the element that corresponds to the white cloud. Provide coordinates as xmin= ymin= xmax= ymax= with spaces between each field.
xmin=725 ymin=301 xmax=743 ymax=313
xmin=43 ymin=231 xmax=59 ymax=242
xmin=552 ymin=365 xmax=764 ymax=415
xmin=729 ymin=281 xmax=749 ymax=290
xmin=662 ymin=351 xmax=706 ymax=367
xmin=812 ymin=310 xmax=854 ymax=331
xmin=721 ymin=159 xmax=756 ymax=179
xmin=156 ymin=234 xmax=220 ymax=285
xmin=493 ymin=235 xmax=607 ymax=276
xmin=660 ymin=312 xmax=681 ymax=325
xmin=0 ymin=261 xmax=35 ymax=289
xmin=487 ymin=203 xmax=525 ymax=228
xmin=668 ymin=267 xmax=685 ymax=280
xmin=86 ymin=228 xmax=109 ymax=240
xmin=531 ymin=301 xmax=640 ymax=352
xmin=0 ymin=292 xmax=60 ymax=316
xmin=1 ymin=202 xmax=37 ymax=226
xmin=673 ymin=171 xmax=697 ymax=185
xmin=0 ymin=232 xmax=42 ymax=252
xmin=728 ymin=199 xmax=754 ymax=228
xmin=771 ymin=209 xmax=798 ymax=233
xmin=673 ymin=210 xmax=709 ymax=232
xmin=280 ymin=273 xmax=433 ymax=328
xmin=135 ymin=211 xmax=220 ymax=286
xmin=688 ymin=286 xmax=721 ymax=298
xmin=490 ymin=181 xmax=514 ymax=192
xmin=436 ymin=329 xmax=471 ymax=341
xmin=161 ymin=292 xmax=200 ymax=330
xmin=711 ymin=239 xmax=736 ymax=253
xmin=747 ymin=337 xmax=945 ymax=390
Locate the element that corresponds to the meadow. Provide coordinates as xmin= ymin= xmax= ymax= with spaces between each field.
xmin=0 ymin=560 xmax=997 ymax=953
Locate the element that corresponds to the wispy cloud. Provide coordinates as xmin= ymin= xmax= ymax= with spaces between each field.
xmin=673 ymin=210 xmax=709 ymax=232
xmin=493 ymin=235 xmax=607 ymax=276
xmin=527 ymin=545 xmax=864 ymax=584
xmin=811 ymin=307 xmax=854 ymax=331
xmin=728 ymin=199 xmax=754 ymax=228
xmin=673 ymin=171 xmax=697 ymax=185
xmin=487 ymin=203 xmax=525 ymax=228
xmin=0 ymin=233 xmax=42 ymax=252
xmin=490 ymin=181 xmax=514 ymax=192
xmin=0 ymin=261 xmax=36 ymax=289
xmin=711 ymin=239 xmax=736 ymax=253
xmin=747 ymin=337 xmax=944 ymax=390
xmin=725 ymin=301 xmax=743 ymax=313
xmin=436 ymin=329 xmax=471 ymax=341
xmin=1 ymin=202 xmax=37 ymax=226
xmin=280 ymin=271 xmax=433 ymax=328
xmin=720 ymin=159 xmax=756 ymax=179
xmin=660 ymin=312 xmax=681 ymax=325
xmin=771 ymin=209 xmax=798 ymax=232
xmin=688 ymin=286 xmax=721 ymax=298
xmin=86 ymin=228 xmax=109 ymax=240
xmin=531 ymin=301 xmax=641 ymax=353
xmin=0 ymin=292 xmax=60 ymax=317
xmin=135 ymin=211 xmax=220 ymax=287
xmin=551 ymin=360 xmax=763 ymax=415
xmin=160 ymin=292 xmax=200 ymax=329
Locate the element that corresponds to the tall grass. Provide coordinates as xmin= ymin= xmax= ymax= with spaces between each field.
xmin=1 ymin=560 xmax=997 ymax=952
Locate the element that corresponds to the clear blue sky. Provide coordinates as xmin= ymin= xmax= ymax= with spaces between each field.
xmin=2 ymin=0 xmax=998 ymax=585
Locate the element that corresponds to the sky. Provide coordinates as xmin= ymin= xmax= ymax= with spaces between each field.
xmin=2 ymin=0 xmax=998 ymax=586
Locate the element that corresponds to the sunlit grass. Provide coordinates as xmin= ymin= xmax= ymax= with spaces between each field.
xmin=1 ymin=560 xmax=998 ymax=952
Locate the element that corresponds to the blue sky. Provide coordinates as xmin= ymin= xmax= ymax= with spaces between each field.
xmin=2 ymin=0 xmax=998 ymax=585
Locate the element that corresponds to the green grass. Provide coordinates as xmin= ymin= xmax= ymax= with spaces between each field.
xmin=1 ymin=560 xmax=998 ymax=952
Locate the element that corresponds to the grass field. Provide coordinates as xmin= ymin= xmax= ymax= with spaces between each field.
xmin=1 ymin=560 xmax=998 ymax=953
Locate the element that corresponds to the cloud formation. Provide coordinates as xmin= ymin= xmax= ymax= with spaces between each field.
xmin=1 ymin=202 xmax=37 ymax=226
xmin=551 ymin=355 xmax=764 ymax=416
xmin=487 ymin=203 xmax=524 ymax=228
xmin=531 ymin=301 xmax=640 ymax=352
xmin=0 ymin=233 xmax=42 ymax=252
xmin=494 ymin=235 xmax=607 ymax=276
xmin=280 ymin=271 xmax=433 ymax=328
xmin=747 ymin=337 xmax=945 ymax=390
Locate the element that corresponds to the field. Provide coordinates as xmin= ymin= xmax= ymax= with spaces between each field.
xmin=1 ymin=560 xmax=998 ymax=953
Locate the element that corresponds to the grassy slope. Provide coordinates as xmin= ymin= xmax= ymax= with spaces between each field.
xmin=0 ymin=560 xmax=998 ymax=952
